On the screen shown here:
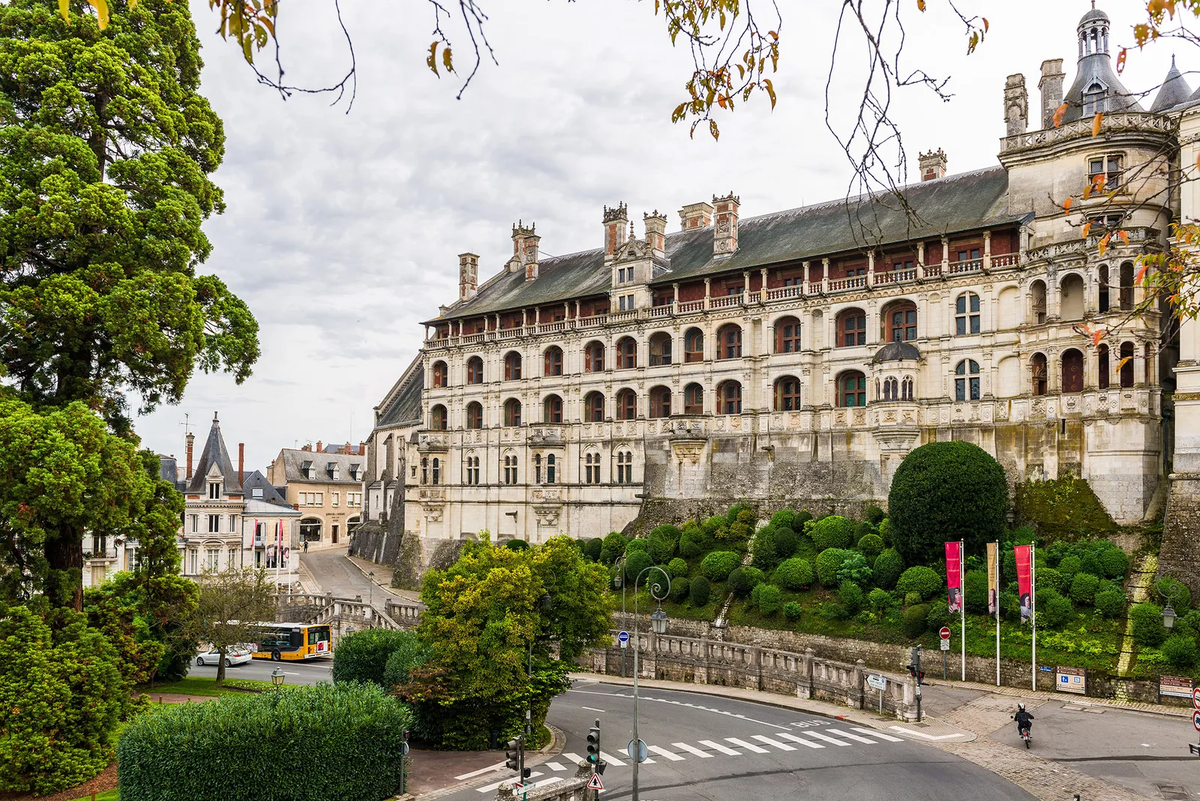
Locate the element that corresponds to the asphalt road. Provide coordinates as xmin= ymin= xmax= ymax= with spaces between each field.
xmin=300 ymin=546 xmax=397 ymax=604
xmin=189 ymin=655 xmax=334 ymax=686
xmin=440 ymin=680 xmax=1037 ymax=801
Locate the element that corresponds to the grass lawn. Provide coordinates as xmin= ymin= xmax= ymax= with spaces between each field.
xmin=139 ymin=676 xmax=278 ymax=698
xmin=68 ymin=790 xmax=119 ymax=801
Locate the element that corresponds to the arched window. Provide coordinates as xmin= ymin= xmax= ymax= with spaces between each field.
xmin=617 ymin=337 xmax=637 ymax=369
xmin=463 ymin=453 xmax=480 ymax=485
xmin=1031 ymin=353 xmax=1048 ymax=396
xmin=431 ymin=457 xmax=441 ymax=486
xmin=543 ymin=394 xmax=563 ymax=424
xmin=838 ymin=309 xmax=867 ymax=347
xmin=649 ymin=386 xmax=672 ymax=418
xmin=649 ymin=332 xmax=673 ymax=366
xmin=901 ymin=376 xmax=914 ymax=401
xmin=774 ymin=376 xmax=801 ymax=411
xmin=837 ymin=371 xmax=867 ymax=407
xmin=544 ymin=346 xmax=563 ymax=376
xmin=616 ymin=389 xmax=638 ymax=420
xmin=430 ymin=404 xmax=448 ymax=430
xmin=1098 ymin=264 xmax=1110 ymax=313
xmin=584 ymin=391 xmax=605 ymax=422
xmin=503 ymin=398 xmax=522 ymax=427
xmin=504 ymin=351 xmax=522 ymax=381
xmin=616 ymin=451 xmax=634 ymax=484
xmin=955 ymin=293 xmax=981 ymax=335
xmin=1083 ymin=82 xmax=1107 ymax=115
xmin=546 ymin=453 xmax=556 ymax=484
xmin=1060 ymin=274 xmax=1085 ymax=322
xmin=684 ymin=328 xmax=705 ymax=362
xmin=683 ymin=383 xmax=704 ymax=415
xmin=717 ymin=381 xmax=742 ymax=414
xmin=717 ymin=324 xmax=743 ymax=359
xmin=1098 ymin=343 xmax=1110 ymax=389
xmin=1120 ymin=341 xmax=1135 ymax=387
xmin=1119 ymin=262 xmax=1135 ymax=311
xmin=421 ymin=457 xmax=429 ymax=484
xmin=466 ymin=356 xmax=484 ymax=384
xmin=775 ymin=316 xmax=801 ymax=353
xmin=884 ymin=301 xmax=917 ymax=342
xmin=466 ymin=401 xmax=483 ymax=430
xmin=584 ymin=452 xmax=601 ymax=484
xmin=883 ymin=376 xmax=899 ymax=401
xmin=955 ymin=360 xmax=981 ymax=401
xmin=432 ymin=360 xmax=448 ymax=388
xmin=534 ymin=453 xmax=542 ymax=484
xmin=1061 ymin=348 xmax=1084 ymax=393
xmin=1030 ymin=281 xmax=1047 ymax=325
xmin=584 ymin=341 xmax=605 ymax=372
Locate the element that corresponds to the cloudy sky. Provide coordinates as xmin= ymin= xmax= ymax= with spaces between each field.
xmin=138 ymin=0 xmax=1185 ymax=469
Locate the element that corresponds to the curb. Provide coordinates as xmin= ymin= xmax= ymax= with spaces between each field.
xmin=409 ymin=724 xmax=566 ymax=800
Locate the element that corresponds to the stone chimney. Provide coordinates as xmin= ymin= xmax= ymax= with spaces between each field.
xmin=679 ymin=201 xmax=713 ymax=231
xmin=1039 ymin=59 xmax=1065 ymax=129
xmin=713 ymin=192 xmax=740 ymax=256
xmin=918 ymin=149 xmax=947 ymax=181
xmin=238 ymin=442 xmax=244 ymax=486
xmin=317 ymin=440 xmax=323 ymax=453
xmin=1004 ymin=74 xmax=1028 ymax=136
xmin=511 ymin=221 xmax=539 ymax=281
xmin=458 ymin=253 xmax=479 ymax=301
xmin=644 ymin=211 xmax=667 ymax=256
xmin=603 ymin=203 xmax=628 ymax=259
xmin=185 ymin=432 xmax=194 ymax=481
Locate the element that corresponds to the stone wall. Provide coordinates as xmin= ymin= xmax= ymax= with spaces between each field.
xmin=1160 ymin=474 xmax=1200 ymax=596
xmin=347 ymin=520 xmax=402 ymax=566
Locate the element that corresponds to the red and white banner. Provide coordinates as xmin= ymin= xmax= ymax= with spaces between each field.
xmin=945 ymin=541 xmax=964 ymax=614
xmin=1015 ymin=545 xmax=1034 ymax=622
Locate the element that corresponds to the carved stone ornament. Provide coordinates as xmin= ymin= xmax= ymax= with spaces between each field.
xmin=672 ymin=442 xmax=705 ymax=464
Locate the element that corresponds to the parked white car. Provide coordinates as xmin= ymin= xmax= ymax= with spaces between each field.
xmin=195 ymin=645 xmax=252 ymax=667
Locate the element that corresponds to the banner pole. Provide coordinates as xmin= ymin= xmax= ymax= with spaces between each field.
xmin=1030 ymin=545 xmax=1037 ymax=692
xmin=995 ymin=541 xmax=1001 ymax=687
xmin=960 ymin=540 xmax=966 ymax=682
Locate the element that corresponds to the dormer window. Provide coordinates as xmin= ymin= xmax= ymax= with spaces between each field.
xmin=349 ymin=464 xmax=361 ymax=480
xmin=1083 ymin=82 xmax=1107 ymax=116
xmin=252 ymin=488 xmax=264 ymax=498
xmin=208 ymin=482 xmax=221 ymax=500
xmin=327 ymin=462 xmax=339 ymax=480
xmin=301 ymin=460 xmax=313 ymax=479
xmin=617 ymin=267 xmax=633 ymax=284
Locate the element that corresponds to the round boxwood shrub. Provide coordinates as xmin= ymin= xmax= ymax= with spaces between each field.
xmin=700 ymin=551 xmax=741 ymax=582
xmin=867 ymin=588 xmax=894 ymax=615
xmin=118 ymin=683 xmax=412 ymax=801
xmin=727 ymin=503 xmax=755 ymax=524
xmin=1099 ymin=547 xmax=1130 ymax=580
xmin=1177 ymin=610 xmax=1200 ymax=640
xmin=1037 ymin=589 xmax=1075 ymax=628
xmin=836 ymin=552 xmax=873 ymax=587
xmin=811 ymin=516 xmax=856 ymax=551
xmin=758 ymin=584 xmax=783 ymax=615
xmin=600 ymin=532 xmax=628 ymax=564
xmin=1164 ymin=635 xmax=1200 ymax=669
xmin=774 ymin=527 xmax=800 ymax=560
xmin=783 ymin=601 xmax=804 ymax=621
xmin=670 ymin=578 xmax=690 ymax=603
xmin=679 ymin=527 xmax=707 ymax=559
xmin=903 ymin=591 xmax=923 ymax=607
xmin=648 ymin=525 xmax=681 ymax=564
xmin=1057 ymin=555 xmax=1082 ymax=579
xmin=625 ymin=538 xmax=648 ymax=553
xmin=926 ymin=602 xmax=952 ymax=631
xmin=690 ymin=576 xmax=712 ymax=606
xmin=702 ymin=515 xmax=727 ymax=537
xmin=333 ymin=628 xmax=419 ymax=687
xmin=752 ymin=527 xmax=779 ymax=571
xmin=857 ymin=533 xmax=885 ymax=559
xmin=815 ymin=548 xmax=850 ymax=588
xmin=1158 ymin=575 xmax=1193 ymax=613
xmin=624 ymin=550 xmax=655 ymax=584
xmin=1094 ymin=587 xmax=1126 ymax=618
xmin=771 ymin=510 xmax=797 ymax=530
xmin=904 ymin=604 xmax=931 ymax=638
xmin=1079 ymin=551 xmax=1104 ymax=579
xmin=729 ymin=566 xmax=765 ymax=598
xmin=1035 ymin=567 xmax=1064 ymax=594
xmin=838 ymin=581 xmax=863 ymax=613
xmin=865 ymin=505 xmax=887 ymax=525
xmin=999 ymin=590 xmax=1020 ymax=621
xmin=878 ymin=518 xmax=893 ymax=545
xmin=666 ymin=557 xmax=689 ymax=578
xmin=873 ymin=548 xmax=904 ymax=590
xmin=794 ymin=510 xmax=814 ymax=528
xmin=1131 ymin=602 xmax=1167 ymax=647
xmin=1069 ymin=573 xmax=1101 ymax=606
xmin=775 ymin=558 xmax=815 ymax=590
xmin=896 ymin=566 xmax=942 ymax=601
xmin=888 ymin=441 xmax=1008 ymax=566
xmin=584 ymin=538 xmax=603 ymax=562
xmin=504 ymin=538 xmax=530 ymax=551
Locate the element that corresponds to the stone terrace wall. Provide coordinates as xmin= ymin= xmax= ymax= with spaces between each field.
xmin=1160 ymin=474 xmax=1200 ymax=597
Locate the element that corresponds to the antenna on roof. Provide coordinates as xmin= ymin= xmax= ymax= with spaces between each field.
xmin=179 ymin=412 xmax=190 ymax=437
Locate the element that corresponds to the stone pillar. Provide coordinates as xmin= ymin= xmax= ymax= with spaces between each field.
xmin=760 ymin=267 xmax=769 ymax=302
xmin=855 ymin=659 xmax=866 ymax=710
xmin=983 ymin=230 xmax=992 ymax=272
xmin=673 ymin=282 xmax=680 ymax=305
xmin=917 ymin=242 xmax=926 ymax=280
xmin=941 ymin=236 xmax=950 ymax=275
xmin=704 ymin=278 xmax=712 ymax=310
xmin=802 ymin=260 xmax=811 ymax=294
xmin=867 ymin=250 xmax=875 ymax=287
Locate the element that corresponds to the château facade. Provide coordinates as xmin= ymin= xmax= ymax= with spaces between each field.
xmin=365 ymin=7 xmax=1188 ymax=547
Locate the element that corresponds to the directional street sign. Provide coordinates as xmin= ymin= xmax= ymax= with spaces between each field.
xmin=867 ymin=674 xmax=887 ymax=691
xmin=618 ymin=630 xmax=629 ymax=650
xmin=939 ymin=626 xmax=952 ymax=640
xmin=587 ymin=773 xmax=604 ymax=790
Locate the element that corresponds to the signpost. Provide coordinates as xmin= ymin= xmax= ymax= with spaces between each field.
xmin=1055 ymin=666 xmax=1087 ymax=695
xmin=867 ymin=674 xmax=886 ymax=713
xmin=618 ymin=631 xmax=629 ymax=650
xmin=940 ymin=626 xmax=951 ymax=678
xmin=627 ymin=738 xmax=648 ymax=764
xmin=1159 ymin=675 xmax=1193 ymax=703
xmin=1191 ymin=689 xmax=1200 ymax=757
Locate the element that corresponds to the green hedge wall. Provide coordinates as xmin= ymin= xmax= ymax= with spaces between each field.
xmin=118 ymin=683 xmax=412 ymax=801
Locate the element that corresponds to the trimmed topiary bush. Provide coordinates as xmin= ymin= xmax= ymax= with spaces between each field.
xmin=1164 ymin=635 xmax=1200 ymax=669
xmin=700 ymin=551 xmax=741 ymax=582
xmin=1068 ymin=573 xmax=1101 ymax=606
xmin=670 ymin=578 xmax=690 ymax=603
xmin=625 ymin=538 xmax=648 ymax=553
xmin=836 ymin=552 xmax=873 ymax=587
xmin=963 ymin=570 xmax=989 ymax=614
xmin=873 ymin=548 xmax=904 ymax=590
xmin=857 ymin=533 xmax=885 ymax=559
xmin=752 ymin=527 xmax=779 ymax=571
xmin=815 ymin=548 xmax=850 ymax=588
xmin=727 ymin=503 xmax=755 ymax=524
xmin=1094 ymin=587 xmax=1125 ymax=618
xmin=758 ymin=584 xmax=782 ymax=615
xmin=648 ymin=525 xmax=681 ymax=564
xmin=865 ymin=505 xmax=887 ymax=525
xmin=1057 ymin=555 xmax=1082 ymax=579
xmin=1131 ymin=602 xmax=1167 ymax=647
xmin=770 ymin=510 xmax=797 ymax=530
xmin=1035 ymin=567 xmax=1064 ymax=594
xmin=680 ymin=527 xmax=706 ymax=559
xmin=878 ymin=518 xmax=893 ymax=546
xmin=600 ymin=532 xmax=627 ymax=564
xmin=774 ymin=527 xmax=800 ymax=560
xmin=837 ymin=581 xmax=863 ymax=613
xmin=926 ymin=602 xmax=952 ymax=631
xmin=794 ymin=510 xmax=814 ymax=528
xmin=896 ymin=566 xmax=942 ymax=601
xmin=118 ymin=683 xmax=412 ymax=801
xmin=333 ymin=629 xmax=420 ymax=687
xmin=903 ymin=591 xmax=922 ymax=608
xmin=584 ymin=538 xmax=603 ymax=562
xmin=728 ymin=566 xmax=765 ymax=598
xmin=624 ymin=550 xmax=655 ymax=584
xmin=667 ymin=558 xmax=689 ymax=578
xmin=783 ymin=601 xmax=803 ymax=621
xmin=810 ymin=516 xmax=856 ymax=551
xmin=1099 ymin=546 xmax=1130 ymax=580
xmin=1037 ymin=589 xmax=1074 ymax=628
xmin=903 ymin=604 xmax=931 ymax=638
xmin=867 ymin=588 xmax=894 ymax=615
xmin=888 ymin=441 xmax=1008 ymax=566
xmin=690 ymin=576 xmax=712 ymax=606
xmin=774 ymin=558 xmax=814 ymax=590
xmin=1158 ymin=575 xmax=1193 ymax=613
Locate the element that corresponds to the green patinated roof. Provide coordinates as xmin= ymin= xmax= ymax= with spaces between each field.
xmin=434 ymin=166 xmax=1017 ymax=323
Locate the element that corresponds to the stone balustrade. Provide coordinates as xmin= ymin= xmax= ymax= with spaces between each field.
xmin=274 ymin=592 xmax=422 ymax=637
xmin=496 ymin=762 xmax=594 ymax=801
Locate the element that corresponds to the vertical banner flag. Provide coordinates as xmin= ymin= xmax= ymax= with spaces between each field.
xmin=986 ymin=542 xmax=999 ymax=615
xmin=1016 ymin=545 xmax=1033 ymax=622
xmin=946 ymin=541 xmax=964 ymax=614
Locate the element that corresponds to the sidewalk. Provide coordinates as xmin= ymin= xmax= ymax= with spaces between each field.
xmin=345 ymin=551 xmax=421 ymax=604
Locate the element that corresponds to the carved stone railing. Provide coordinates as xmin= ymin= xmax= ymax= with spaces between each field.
xmin=496 ymin=761 xmax=593 ymax=800
xmin=1001 ymin=111 xmax=1176 ymax=154
xmin=275 ymin=592 xmax=422 ymax=633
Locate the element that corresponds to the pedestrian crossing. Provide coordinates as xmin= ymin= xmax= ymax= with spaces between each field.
xmin=474 ymin=726 xmax=903 ymax=792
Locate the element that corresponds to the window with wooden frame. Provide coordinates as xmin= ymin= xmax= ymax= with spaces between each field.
xmin=684 ymin=328 xmax=704 ymax=362
xmin=503 ymin=351 xmax=522 ymax=381
xmin=649 ymin=332 xmax=672 ymax=366
xmin=882 ymin=376 xmax=899 ymax=401
xmin=466 ymin=356 xmax=484 ymax=384
xmin=616 ymin=451 xmax=634 ymax=484
xmin=534 ymin=453 xmax=542 ymax=485
xmin=683 ymin=383 xmax=704 ymax=415
xmin=838 ymin=309 xmax=867 ymax=347
xmin=1120 ymin=341 xmax=1135 ymax=388
xmin=432 ymin=361 xmax=448 ymax=388
xmin=954 ymin=360 xmax=981 ymax=401
xmin=584 ymin=392 xmax=605 ymax=422
xmin=543 ymin=394 xmax=563 ymax=424
xmin=430 ymin=405 xmax=447 ymax=431
xmin=1088 ymin=153 xmax=1123 ymax=191
xmin=584 ymin=341 xmax=605 ymax=372
xmin=1031 ymin=354 xmax=1048 ymax=396
xmin=1061 ymin=349 xmax=1084 ymax=393
xmin=1098 ymin=344 xmax=1110 ymax=389
xmin=837 ymin=371 xmax=867 ymax=407
xmin=466 ymin=402 xmax=483 ymax=429
xmin=584 ymin=452 xmax=600 ymax=484
xmin=955 ymin=293 xmax=981 ymax=335
xmin=544 ymin=346 xmax=563 ymax=376
xmin=616 ymin=389 xmax=637 ymax=421
xmin=774 ymin=376 xmax=801 ymax=411
xmin=885 ymin=301 xmax=917 ymax=342
xmin=617 ymin=337 xmax=637 ymax=369
xmin=717 ymin=381 xmax=742 ymax=414
xmin=901 ymin=376 xmax=914 ymax=401
xmin=503 ymin=398 xmax=522 ymax=427
xmin=547 ymin=454 xmax=556 ymax=484
xmin=775 ymin=316 xmax=801 ymax=353
xmin=717 ymin=324 xmax=742 ymax=359
xmin=649 ymin=386 xmax=671 ymax=418
xmin=431 ymin=458 xmax=440 ymax=486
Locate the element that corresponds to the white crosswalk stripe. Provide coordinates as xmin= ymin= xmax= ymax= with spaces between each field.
xmin=647 ymin=745 xmax=685 ymax=761
xmin=475 ymin=771 xmax=543 ymax=793
xmin=777 ymin=732 xmax=824 ymax=749
xmin=825 ymin=728 xmax=878 ymax=744
xmin=851 ymin=727 xmax=904 ymax=742
xmin=725 ymin=737 xmax=770 ymax=753
xmin=803 ymin=731 xmax=852 ymax=747
xmin=546 ymin=762 xmax=566 ymax=772
xmin=561 ymin=752 xmax=585 ymax=764
xmin=672 ymin=741 xmax=714 ymax=758
xmin=699 ymin=739 xmax=740 ymax=755
xmin=600 ymin=751 xmax=628 ymax=766
xmin=751 ymin=734 xmax=795 ymax=751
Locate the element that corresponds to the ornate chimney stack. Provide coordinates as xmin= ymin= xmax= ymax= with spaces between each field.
xmin=713 ymin=192 xmax=740 ymax=257
xmin=458 ymin=253 xmax=479 ymax=300
xmin=603 ymin=203 xmax=628 ymax=260
xmin=1039 ymin=59 xmax=1065 ymax=129
xmin=185 ymin=432 xmax=194 ymax=481
xmin=918 ymin=149 xmax=948 ymax=181
xmin=511 ymin=221 xmax=539 ymax=281
xmin=644 ymin=211 xmax=667 ymax=257
xmin=1004 ymin=74 xmax=1028 ymax=136
xmin=679 ymin=201 xmax=713 ymax=231
xmin=238 ymin=442 xmax=244 ymax=486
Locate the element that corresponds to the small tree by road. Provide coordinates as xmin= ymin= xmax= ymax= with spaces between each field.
xmin=189 ymin=568 xmax=275 ymax=683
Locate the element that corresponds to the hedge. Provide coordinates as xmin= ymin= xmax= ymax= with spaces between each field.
xmin=728 ymin=567 xmax=764 ymax=598
xmin=1164 ymin=635 xmax=1200 ymax=668
xmin=690 ymin=576 xmax=712 ymax=606
xmin=903 ymin=604 xmax=931 ymax=638
xmin=648 ymin=525 xmax=681 ymax=564
xmin=1068 ymin=573 xmax=1100 ymax=605
xmin=118 ymin=683 xmax=412 ymax=801
xmin=810 ymin=516 xmax=856 ymax=551
xmin=332 ymin=629 xmax=419 ymax=687
xmin=1131 ymin=602 xmax=1167 ymax=648
xmin=896 ymin=566 xmax=942 ymax=600
xmin=774 ymin=558 xmax=814 ymax=590
xmin=814 ymin=548 xmax=850 ymax=588
xmin=666 ymin=558 xmax=689 ymax=578
xmin=624 ymin=550 xmax=655 ymax=584
xmin=774 ymin=527 xmax=800 ymax=559
xmin=1094 ymin=587 xmax=1125 ymax=618
xmin=700 ymin=551 xmax=741 ymax=582
xmin=758 ymin=584 xmax=782 ymax=615
xmin=770 ymin=510 xmax=797 ymax=530
xmin=873 ymin=549 xmax=904 ymax=590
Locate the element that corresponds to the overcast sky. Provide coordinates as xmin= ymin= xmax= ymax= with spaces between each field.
xmin=137 ymin=0 xmax=1186 ymax=470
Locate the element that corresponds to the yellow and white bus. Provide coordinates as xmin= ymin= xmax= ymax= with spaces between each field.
xmin=247 ymin=623 xmax=332 ymax=661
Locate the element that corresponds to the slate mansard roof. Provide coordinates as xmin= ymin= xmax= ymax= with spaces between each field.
xmin=275 ymin=448 xmax=365 ymax=484
xmin=186 ymin=414 xmax=241 ymax=495
xmin=432 ymin=166 xmax=1019 ymax=324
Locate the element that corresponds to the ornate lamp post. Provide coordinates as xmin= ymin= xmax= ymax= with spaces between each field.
xmin=631 ymin=566 xmax=670 ymax=801
xmin=613 ymin=555 xmax=628 ymax=677
xmin=1158 ymin=577 xmax=1183 ymax=630
xmin=271 ymin=667 xmax=285 ymax=691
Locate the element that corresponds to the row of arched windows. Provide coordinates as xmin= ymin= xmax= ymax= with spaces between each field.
xmin=434 ymin=451 xmax=635 ymax=486
xmin=1030 ymin=342 xmax=1143 ymax=395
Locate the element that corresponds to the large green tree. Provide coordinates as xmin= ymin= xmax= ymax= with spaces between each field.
xmin=0 ymin=0 xmax=259 ymax=607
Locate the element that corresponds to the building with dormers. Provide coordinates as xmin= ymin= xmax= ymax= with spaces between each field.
xmin=365 ymin=7 xmax=1192 ymax=553
xmin=267 ymin=442 xmax=367 ymax=549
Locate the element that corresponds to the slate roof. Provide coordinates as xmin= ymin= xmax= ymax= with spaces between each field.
xmin=321 ymin=443 xmax=364 ymax=455
xmin=432 ymin=167 xmax=1018 ymax=323
xmin=240 ymin=470 xmax=292 ymax=506
xmin=186 ymin=414 xmax=242 ymax=495
xmin=873 ymin=342 xmax=922 ymax=363
xmin=275 ymin=448 xmax=365 ymax=484
xmin=377 ymin=356 xmax=424 ymax=428
xmin=158 ymin=455 xmax=184 ymax=490
xmin=1151 ymin=58 xmax=1192 ymax=112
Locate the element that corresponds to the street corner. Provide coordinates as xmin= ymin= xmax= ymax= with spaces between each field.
xmin=883 ymin=718 xmax=976 ymax=744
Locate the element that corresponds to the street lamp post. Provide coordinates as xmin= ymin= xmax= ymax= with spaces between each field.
xmin=270 ymin=667 xmax=285 ymax=691
xmin=368 ymin=570 xmax=375 ymax=612
xmin=631 ymin=566 xmax=670 ymax=801
xmin=1157 ymin=577 xmax=1183 ymax=630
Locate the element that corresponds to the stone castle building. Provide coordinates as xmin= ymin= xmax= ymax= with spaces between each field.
xmin=364 ymin=7 xmax=1196 ymax=551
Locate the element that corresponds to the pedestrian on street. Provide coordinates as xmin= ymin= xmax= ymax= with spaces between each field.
xmin=303 ymin=538 xmax=309 ymax=553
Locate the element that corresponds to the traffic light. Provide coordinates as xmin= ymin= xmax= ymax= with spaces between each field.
xmin=505 ymin=738 xmax=522 ymax=773
xmin=586 ymin=721 xmax=601 ymax=767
